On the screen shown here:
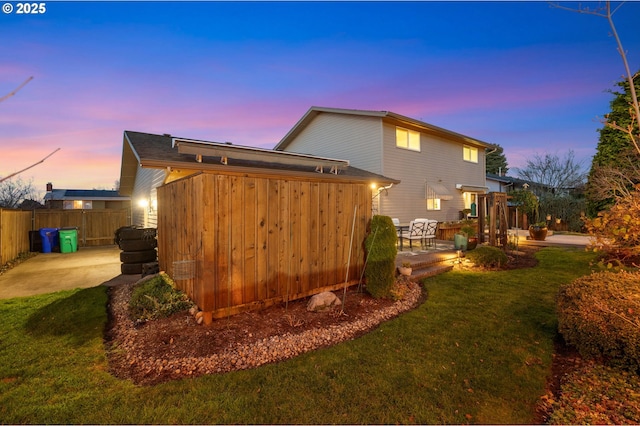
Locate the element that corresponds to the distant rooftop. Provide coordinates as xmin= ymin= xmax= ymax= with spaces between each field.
xmin=44 ymin=188 xmax=129 ymax=201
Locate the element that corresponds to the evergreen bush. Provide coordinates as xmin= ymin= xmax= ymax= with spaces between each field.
xmin=464 ymin=245 xmax=508 ymax=268
xmin=129 ymin=274 xmax=195 ymax=322
xmin=557 ymin=270 xmax=640 ymax=371
xmin=364 ymin=215 xmax=398 ymax=298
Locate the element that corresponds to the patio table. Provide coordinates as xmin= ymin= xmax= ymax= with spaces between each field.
xmin=395 ymin=224 xmax=409 ymax=250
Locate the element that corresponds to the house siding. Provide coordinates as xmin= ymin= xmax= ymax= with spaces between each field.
xmin=279 ymin=109 xmax=489 ymax=225
xmin=131 ymin=167 xmax=165 ymax=228
xmin=282 ymin=112 xmax=384 ymax=174
xmin=380 ymin=122 xmax=486 ymax=222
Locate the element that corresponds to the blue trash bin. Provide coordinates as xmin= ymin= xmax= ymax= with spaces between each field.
xmin=39 ymin=228 xmax=59 ymax=253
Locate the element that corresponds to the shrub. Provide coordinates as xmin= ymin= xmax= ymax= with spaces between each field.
xmin=547 ymin=363 xmax=640 ymax=424
xmin=464 ymin=245 xmax=508 ymax=268
xmin=557 ymin=270 xmax=640 ymax=371
xmin=364 ymin=215 xmax=398 ymax=298
xmin=129 ymin=274 xmax=195 ymax=322
xmin=583 ymin=188 xmax=640 ymax=265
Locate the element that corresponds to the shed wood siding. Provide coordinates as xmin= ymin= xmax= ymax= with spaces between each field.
xmin=282 ymin=113 xmax=383 ymax=174
xmin=157 ymin=172 xmax=372 ymax=319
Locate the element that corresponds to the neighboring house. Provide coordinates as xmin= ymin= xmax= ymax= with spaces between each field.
xmin=486 ymin=173 xmax=533 ymax=194
xmin=44 ymin=185 xmax=130 ymax=210
xmin=275 ymin=106 xmax=493 ymax=223
xmin=118 ymin=130 xmax=397 ymax=321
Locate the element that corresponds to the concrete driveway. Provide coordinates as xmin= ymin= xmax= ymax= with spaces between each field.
xmin=0 ymin=245 xmax=139 ymax=300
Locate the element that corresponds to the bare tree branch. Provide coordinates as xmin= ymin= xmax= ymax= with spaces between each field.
xmin=0 ymin=148 xmax=61 ymax=183
xmin=0 ymin=76 xmax=34 ymax=103
xmin=550 ymin=1 xmax=640 ymax=155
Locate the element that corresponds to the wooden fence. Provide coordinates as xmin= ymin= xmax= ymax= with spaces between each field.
xmin=0 ymin=209 xmax=32 ymax=265
xmin=34 ymin=209 xmax=130 ymax=246
xmin=157 ymin=172 xmax=372 ymax=323
xmin=0 ymin=208 xmax=130 ymax=266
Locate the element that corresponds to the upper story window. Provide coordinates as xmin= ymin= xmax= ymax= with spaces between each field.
xmin=396 ymin=127 xmax=420 ymax=151
xmin=463 ymin=145 xmax=478 ymax=163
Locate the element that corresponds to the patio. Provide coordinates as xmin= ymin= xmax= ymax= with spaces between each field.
xmin=393 ymin=230 xmax=593 ymax=281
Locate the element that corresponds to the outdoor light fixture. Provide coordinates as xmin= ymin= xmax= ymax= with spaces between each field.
xmin=138 ymin=198 xmax=156 ymax=213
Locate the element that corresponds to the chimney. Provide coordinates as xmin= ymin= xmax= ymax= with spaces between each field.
xmin=46 ymin=182 xmax=53 ymax=192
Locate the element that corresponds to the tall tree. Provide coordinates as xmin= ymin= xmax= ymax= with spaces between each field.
xmin=586 ymin=72 xmax=640 ymax=214
xmin=513 ymin=151 xmax=586 ymax=195
xmin=485 ymin=145 xmax=508 ymax=175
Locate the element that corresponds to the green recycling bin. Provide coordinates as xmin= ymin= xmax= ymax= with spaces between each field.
xmin=59 ymin=227 xmax=78 ymax=253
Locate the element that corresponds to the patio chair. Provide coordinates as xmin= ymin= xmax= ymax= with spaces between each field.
xmin=400 ymin=220 xmax=426 ymax=250
xmin=391 ymin=218 xmax=401 ymax=247
xmin=423 ymin=220 xmax=438 ymax=248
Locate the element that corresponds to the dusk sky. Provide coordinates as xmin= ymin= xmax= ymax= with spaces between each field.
xmin=2 ymin=1 xmax=639 ymax=199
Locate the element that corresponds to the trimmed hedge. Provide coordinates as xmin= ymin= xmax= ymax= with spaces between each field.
xmin=364 ymin=215 xmax=398 ymax=298
xmin=557 ymin=270 xmax=640 ymax=371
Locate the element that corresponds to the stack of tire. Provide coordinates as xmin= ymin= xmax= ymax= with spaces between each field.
xmin=114 ymin=226 xmax=158 ymax=275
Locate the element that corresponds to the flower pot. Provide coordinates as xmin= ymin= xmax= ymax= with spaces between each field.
xmin=399 ymin=266 xmax=412 ymax=276
xmin=529 ymin=226 xmax=548 ymax=241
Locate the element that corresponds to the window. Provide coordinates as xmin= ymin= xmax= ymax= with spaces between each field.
xmin=426 ymin=198 xmax=441 ymax=211
xmin=463 ymin=145 xmax=478 ymax=163
xmin=396 ymin=127 xmax=420 ymax=151
xmin=425 ymin=185 xmax=441 ymax=211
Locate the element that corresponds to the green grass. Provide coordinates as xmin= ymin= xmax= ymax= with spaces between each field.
xmin=0 ymin=247 xmax=596 ymax=424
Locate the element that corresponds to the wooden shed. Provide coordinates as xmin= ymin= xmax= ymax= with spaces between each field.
xmin=119 ymin=131 xmax=398 ymax=324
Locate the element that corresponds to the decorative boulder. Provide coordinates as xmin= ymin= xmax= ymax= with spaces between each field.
xmin=307 ymin=291 xmax=342 ymax=312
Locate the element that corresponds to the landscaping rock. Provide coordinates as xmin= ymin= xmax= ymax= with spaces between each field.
xmin=306 ymin=291 xmax=342 ymax=312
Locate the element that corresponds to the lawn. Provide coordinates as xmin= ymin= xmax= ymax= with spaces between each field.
xmin=0 ymin=247 xmax=595 ymax=424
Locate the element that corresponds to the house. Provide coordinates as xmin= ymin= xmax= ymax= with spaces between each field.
xmin=486 ymin=173 xmax=533 ymax=194
xmin=118 ymin=130 xmax=397 ymax=323
xmin=274 ymin=106 xmax=493 ymax=223
xmin=44 ymin=184 xmax=130 ymax=210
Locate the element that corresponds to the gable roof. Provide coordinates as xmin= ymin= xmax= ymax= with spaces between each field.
xmin=119 ymin=130 xmax=399 ymax=196
xmin=274 ymin=106 xmax=494 ymax=151
xmin=44 ymin=189 xmax=129 ymax=201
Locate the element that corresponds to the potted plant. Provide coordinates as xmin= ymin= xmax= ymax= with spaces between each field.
xmin=460 ymin=224 xmax=478 ymax=250
xmin=398 ymin=261 xmax=412 ymax=276
xmin=528 ymin=221 xmax=548 ymax=241
xmin=455 ymin=219 xmax=478 ymax=250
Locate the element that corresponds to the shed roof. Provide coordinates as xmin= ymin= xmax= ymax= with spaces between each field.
xmin=119 ymin=131 xmax=399 ymax=196
xmin=275 ymin=106 xmax=494 ymax=151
